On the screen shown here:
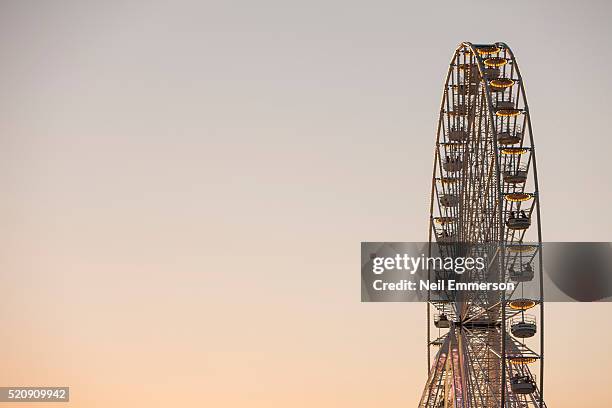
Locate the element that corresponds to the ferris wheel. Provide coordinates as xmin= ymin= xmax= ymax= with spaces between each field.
xmin=419 ymin=43 xmax=545 ymax=408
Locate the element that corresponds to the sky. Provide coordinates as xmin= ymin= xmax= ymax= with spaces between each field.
xmin=0 ymin=0 xmax=610 ymax=406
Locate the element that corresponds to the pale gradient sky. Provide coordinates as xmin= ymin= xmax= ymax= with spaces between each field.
xmin=0 ymin=0 xmax=610 ymax=407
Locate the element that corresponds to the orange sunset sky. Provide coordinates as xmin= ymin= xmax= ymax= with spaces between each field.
xmin=1 ymin=0 xmax=611 ymax=406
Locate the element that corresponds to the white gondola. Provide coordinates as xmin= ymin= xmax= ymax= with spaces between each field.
xmin=490 ymin=83 xmax=506 ymax=93
xmin=496 ymin=100 xmax=515 ymax=110
xmin=462 ymin=65 xmax=480 ymax=83
xmin=509 ymin=263 xmax=535 ymax=282
xmin=506 ymin=213 xmax=531 ymax=230
xmin=459 ymin=63 xmax=479 ymax=77
xmin=434 ymin=314 xmax=450 ymax=328
xmin=503 ymin=169 xmax=528 ymax=184
xmin=509 ymin=298 xmax=537 ymax=310
xmin=483 ymin=67 xmax=500 ymax=79
xmin=443 ymin=158 xmax=464 ymax=172
xmin=437 ymin=233 xmax=455 ymax=245
xmin=449 ymin=104 xmax=468 ymax=116
xmin=510 ymin=375 xmax=536 ymax=394
xmin=440 ymin=195 xmax=459 ymax=207
xmin=510 ymin=315 xmax=537 ymax=338
xmin=431 ymin=338 xmax=444 ymax=346
xmin=448 ymin=129 xmax=468 ymax=142
xmin=456 ymin=84 xmax=478 ymax=95
xmin=497 ymin=131 xmax=523 ymax=145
